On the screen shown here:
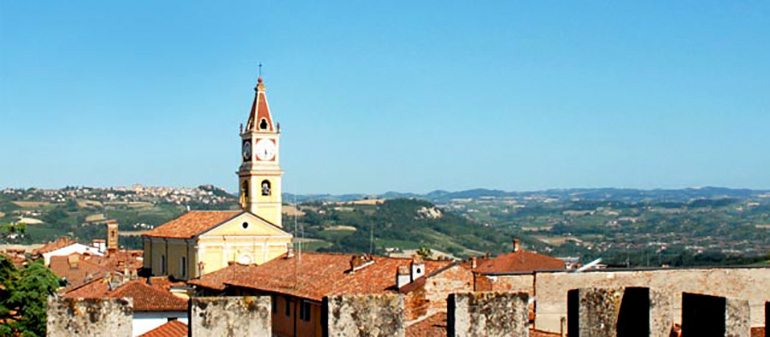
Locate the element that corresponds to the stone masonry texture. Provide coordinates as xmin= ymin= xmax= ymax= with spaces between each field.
xmin=323 ymin=293 xmax=405 ymax=337
xmin=189 ymin=296 xmax=271 ymax=337
xmin=448 ymin=291 xmax=529 ymax=337
xmin=46 ymin=297 xmax=133 ymax=337
xmin=567 ymin=287 xmax=673 ymax=337
xmin=568 ymin=288 xmax=623 ymax=337
xmin=533 ymin=267 xmax=770 ymax=332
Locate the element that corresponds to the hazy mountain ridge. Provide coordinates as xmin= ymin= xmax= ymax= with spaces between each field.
xmin=283 ymin=186 xmax=770 ymax=204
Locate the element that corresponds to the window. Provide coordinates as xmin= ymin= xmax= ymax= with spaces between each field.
xmin=180 ymin=256 xmax=186 ymax=277
xmin=160 ymin=255 xmax=166 ymax=274
xmin=242 ymin=222 xmax=249 ymax=230
xmin=241 ymin=181 xmax=250 ymax=204
xmin=261 ymin=180 xmax=271 ymax=196
xmin=285 ymin=297 xmax=291 ymax=316
xmin=271 ymin=295 xmax=277 ymax=314
xmin=300 ymin=301 xmax=312 ymax=321
xmin=259 ymin=118 xmax=268 ymax=130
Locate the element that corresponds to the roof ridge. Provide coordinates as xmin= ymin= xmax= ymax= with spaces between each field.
xmin=187 ymin=210 xmax=240 ymax=212
xmin=64 ymin=275 xmax=106 ymax=293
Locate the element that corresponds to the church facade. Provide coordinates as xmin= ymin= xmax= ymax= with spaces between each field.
xmin=142 ymin=78 xmax=292 ymax=280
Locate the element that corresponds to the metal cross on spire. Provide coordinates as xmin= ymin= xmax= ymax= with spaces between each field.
xmin=258 ymin=62 xmax=263 ymax=77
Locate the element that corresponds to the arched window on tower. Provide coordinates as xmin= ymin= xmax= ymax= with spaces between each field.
xmin=241 ymin=181 xmax=250 ymax=205
xmin=259 ymin=118 xmax=269 ymax=130
xmin=261 ymin=180 xmax=271 ymax=196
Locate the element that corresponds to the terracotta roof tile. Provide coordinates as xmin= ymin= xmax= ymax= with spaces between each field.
xmin=49 ymin=254 xmax=110 ymax=290
xmin=90 ymin=250 xmax=144 ymax=273
xmin=140 ymin=320 xmax=188 ymax=337
xmin=187 ymin=263 xmax=259 ymax=291
xmin=33 ymin=237 xmax=77 ymax=255
xmin=109 ymin=279 xmax=188 ymax=311
xmin=406 ymin=312 xmax=447 ymax=337
xmin=194 ymin=252 xmax=453 ymax=302
xmin=474 ymin=250 xmax=566 ymax=274
xmin=63 ymin=276 xmax=110 ymax=298
xmin=64 ymin=277 xmax=187 ymax=312
xmin=144 ymin=211 xmax=241 ymax=239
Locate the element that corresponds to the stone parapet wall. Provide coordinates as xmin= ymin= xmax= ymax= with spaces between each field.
xmin=47 ymin=297 xmax=133 ymax=337
xmin=567 ymin=287 xmax=672 ymax=337
xmin=323 ymin=294 xmax=405 ymax=337
xmin=533 ymin=267 xmax=770 ymax=332
xmin=189 ymin=296 xmax=271 ymax=336
xmin=448 ymin=291 xmax=529 ymax=337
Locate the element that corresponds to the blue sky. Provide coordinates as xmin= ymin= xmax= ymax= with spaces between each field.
xmin=1 ymin=1 xmax=768 ymax=194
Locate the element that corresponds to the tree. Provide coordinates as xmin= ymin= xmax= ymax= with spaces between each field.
xmin=416 ymin=246 xmax=433 ymax=259
xmin=0 ymin=256 xmax=59 ymax=337
xmin=0 ymin=222 xmax=25 ymax=240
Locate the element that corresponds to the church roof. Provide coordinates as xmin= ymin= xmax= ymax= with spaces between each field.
xmin=245 ymin=77 xmax=274 ymax=132
xmin=143 ymin=211 xmax=242 ymax=239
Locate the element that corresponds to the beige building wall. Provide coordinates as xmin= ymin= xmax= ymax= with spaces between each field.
xmin=144 ymin=213 xmax=291 ymax=280
xmin=144 ymin=238 xmax=196 ymax=279
xmin=532 ymin=267 xmax=770 ymax=332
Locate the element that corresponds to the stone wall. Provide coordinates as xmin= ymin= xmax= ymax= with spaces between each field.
xmin=323 ymin=294 xmax=405 ymax=337
xmin=567 ymin=287 xmax=672 ymax=337
xmin=476 ymin=273 xmax=533 ymax=293
xmin=533 ymin=266 xmax=770 ymax=332
xmin=405 ymin=264 xmax=474 ymax=321
xmin=447 ymin=291 xmax=529 ymax=337
xmin=189 ymin=296 xmax=271 ymax=336
xmin=47 ymin=297 xmax=133 ymax=337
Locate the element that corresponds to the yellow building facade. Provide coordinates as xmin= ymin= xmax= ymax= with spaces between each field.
xmin=143 ymin=77 xmax=291 ymax=280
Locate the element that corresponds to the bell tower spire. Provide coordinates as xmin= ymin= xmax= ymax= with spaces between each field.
xmin=238 ymin=77 xmax=283 ymax=227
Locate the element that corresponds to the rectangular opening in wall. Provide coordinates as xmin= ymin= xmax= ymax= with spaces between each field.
xmin=180 ymin=256 xmax=186 ymax=277
xmin=272 ymin=295 xmax=277 ymax=314
xmin=285 ymin=296 xmax=291 ymax=316
xmin=300 ymin=300 xmax=311 ymax=321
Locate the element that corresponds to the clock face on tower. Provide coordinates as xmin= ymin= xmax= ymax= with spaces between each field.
xmin=255 ymin=138 xmax=276 ymax=161
xmin=242 ymin=141 xmax=251 ymax=161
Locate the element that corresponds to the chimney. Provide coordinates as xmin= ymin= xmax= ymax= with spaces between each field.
xmin=410 ymin=255 xmax=425 ymax=281
xmin=513 ymin=238 xmax=521 ymax=252
xmin=106 ymin=220 xmax=119 ymax=255
xmin=67 ymin=254 xmax=79 ymax=269
xmin=396 ymin=265 xmax=411 ymax=288
xmin=470 ymin=257 xmax=478 ymax=269
xmin=348 ymin=254 xmax=374 ymax=273
xmin=286 ymin=243 xmax=294 ymax=258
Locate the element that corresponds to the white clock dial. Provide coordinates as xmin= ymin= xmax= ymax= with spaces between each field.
xmin=255 ymin=138 xmax=276 ymax=161
xmin=242 ymin=141 xmax=252 ymax=161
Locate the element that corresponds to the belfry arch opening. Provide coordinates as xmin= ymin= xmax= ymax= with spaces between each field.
xmin=261 ymin=180 xmax=271 ymax=196
xmin=241 ymin=181 xmax=250 ymax=205
xmin=259 ymin=118 xmax=269 ymax=130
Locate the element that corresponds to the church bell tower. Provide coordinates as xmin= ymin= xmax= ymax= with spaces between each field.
xmin=238 ymin=77 xmax=283 ymax=227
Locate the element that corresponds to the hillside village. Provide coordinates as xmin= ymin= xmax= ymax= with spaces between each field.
xmin=2 ymin=77 xmax=769 ymax=337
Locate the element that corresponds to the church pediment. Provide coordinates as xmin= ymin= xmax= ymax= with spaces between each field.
xmin=198 ymin=212 xmax=291 ymax=238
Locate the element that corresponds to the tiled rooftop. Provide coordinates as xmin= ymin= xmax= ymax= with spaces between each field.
xmin=473 ymin=250 xmax=566 ymax=274
xmin=64 ymin=278 xmax=188 ymax=312
xmin=143 ymin=211 xmax=241 ymax=239
xmin=33 ymin=237 xmax=77 ymax=255
xmin=139 ymin=320 xmax=188 ymax=337
xmin=49 ymin=253 xmax=110 ymax=289
xmin=191 ymin=252 xmax=454 ymax=301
